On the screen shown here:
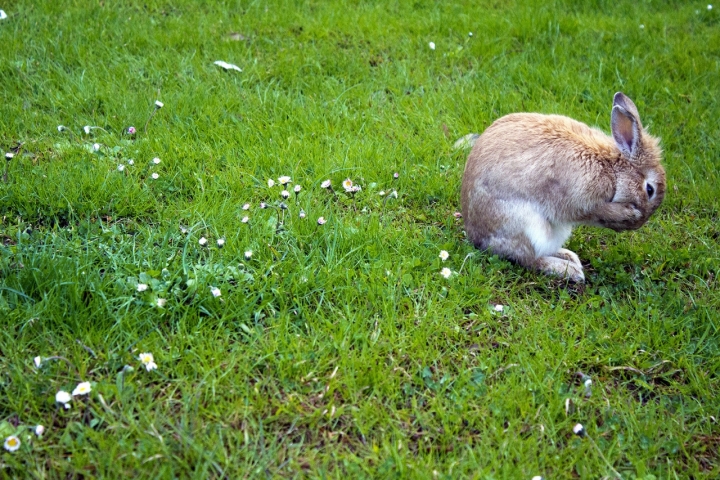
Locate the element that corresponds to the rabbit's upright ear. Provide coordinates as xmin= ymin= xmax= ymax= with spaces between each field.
xmin=612 ymin=92 xmax=642 ymax=125
xmin=611 ymin=93 xmax=642 ymax=158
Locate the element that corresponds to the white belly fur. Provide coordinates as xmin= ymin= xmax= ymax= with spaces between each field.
xmin=521 ymin=204 xmax=574 ymax=258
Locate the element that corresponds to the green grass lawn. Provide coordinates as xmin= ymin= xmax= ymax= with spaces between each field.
xmin=1 ymin=0 xmax=719 ymax=477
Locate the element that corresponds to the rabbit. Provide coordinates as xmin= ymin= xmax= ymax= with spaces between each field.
xmin=460 ymin=92 xmax=665 ymax=282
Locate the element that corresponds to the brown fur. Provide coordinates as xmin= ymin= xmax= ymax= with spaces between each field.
xmin=460 ymin=93 xmax=665 ymax=282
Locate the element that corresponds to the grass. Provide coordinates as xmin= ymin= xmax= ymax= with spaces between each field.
xmin=1 ymin=0 xmax=719 ymax=477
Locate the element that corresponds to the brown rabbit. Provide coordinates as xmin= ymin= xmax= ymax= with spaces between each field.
xmin=460 ymin=93 xmax=665 ymax=282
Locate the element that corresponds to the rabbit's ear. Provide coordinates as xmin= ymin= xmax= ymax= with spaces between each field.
xmin=613 ymin=92 xmax=642 ymax=126
xmin=611 ymin=105 xmax=640 ymax=158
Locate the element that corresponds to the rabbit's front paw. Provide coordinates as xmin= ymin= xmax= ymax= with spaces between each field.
xmin=594 ymin=202 xmax=644 ymax=231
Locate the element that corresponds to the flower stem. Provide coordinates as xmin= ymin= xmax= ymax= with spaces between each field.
xmin=143 ymin=106 xmax=160 ymax=134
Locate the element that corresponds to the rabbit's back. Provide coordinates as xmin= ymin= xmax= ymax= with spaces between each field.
xmin=461 ymin=113 xmax=618 ymax=225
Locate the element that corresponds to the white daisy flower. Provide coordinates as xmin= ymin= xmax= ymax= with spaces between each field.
xmin=180 ymin=225 xmax=188 ymax=234
xmin=440 ymin=267 xmax=452 ymax=279
xmin=531 ymin=477 xmax=543 ymax=480
xmin=155 ymin=100 xmax=164 ymax=109
xmin=259 ymin=202 xmax=267 ymax=209
xmin=241 ymin=216 xmax=249 ymax=223
xmin=55 ymin=390 xmax=71 ymax=405
xmin=5 ymin=152 xmax=14 ymax=160
xmin=278 ymin=175 xmax=291 ymax=185
xmin=242 ymin=203 xmax=250 ymax=210
xmin=0 ymin=10 xmax=7 ymax=21
xmin=199 ymin=237 xmax=208 ymax=245
xmin=267 ymin=178 xmax=275 ymax=187
xmin=137 ymin=283 xmax=148 ymax=292
xmin=57 ymin=125 xmax=66 ymax=132
xmin=34 ymin=425 xmax=45 ymax=437
xmin=393 ymin=172 xmax=399 ymax=179
xmin=127 ymin=159 xmax=134 ymax=165
xmin=468 ymin=32 xmax=473 ymax=37
xmin=350 ymin=185 xmax=361 ymax=193
xmin=151 ymin=172 xmax=159 ymax=179
xmin=34 ymin=356 xmax=42 ymax=368
xmin=439 ymin=250 xmax=449 ymax=261
xmin=217 ymin=238 xmax=225 ymax=248
xmin=293 ymin=185 xmax=301 ymax=193
xmin=210 ymin=287 xmax=222 ymax=298
xmin=281 ymin=190 xmax=290 ymax=199
xmin=321 ymin=179 xmax=332 ymax=189
xmin=299 ymin=209 xmax=306 ymax=219
xmin=317 ymin=216 xmax=326 ymax=225
xmin=117 ymin=164 xmax=125 ymax=172
xmin=428 ymin=41 xmax=436 ymax=50
xmin=152 ymin=157 xmax=161 ymax=165
xmin=573 ymin=423 xmax=585 ymax=436
xmin=342 ymin=178 xmax=353 ymax=191
xmin=3 ymin=436 xmax=20 ymax=452
xmin=708 ymin=4 xmax=713 ymax=10
xmin=494 ymin=304 xmax=504 ymax=312
xmin=83 ymin=125 xmax=91 ymax=134
xmin=72 ymin=381 xmax=92 ymax=396
xmin=139 ymin=353 xmax=157 ymax=371
xmin=156 ymin=298 xmax=167 ymax=307
xmin=244 ymin=250 xmax=253 ymax=259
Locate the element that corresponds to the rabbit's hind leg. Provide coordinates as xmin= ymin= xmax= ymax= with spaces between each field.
xmin=482 ymin=231 xmax=585 ymax=282
xmin=469 ymin=201 xmax=584 ymax=282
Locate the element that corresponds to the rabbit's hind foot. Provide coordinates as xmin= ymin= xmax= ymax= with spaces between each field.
xmin=533 ymin=255 xmax=585 ymax=283
xmin=552 ymin=248 xmax=582 ymax=269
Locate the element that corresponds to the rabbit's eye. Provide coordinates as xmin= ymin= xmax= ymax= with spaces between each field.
xmin=646 ymin=183 xmax=655 ymax=198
